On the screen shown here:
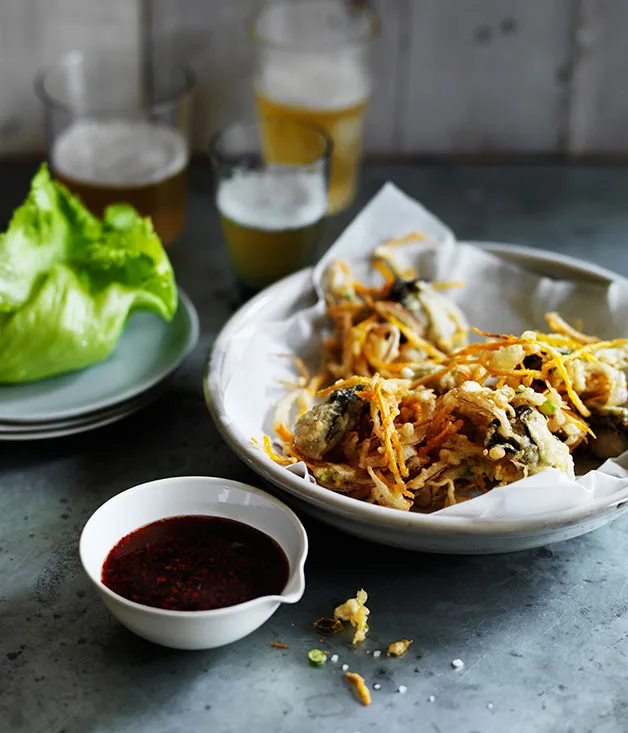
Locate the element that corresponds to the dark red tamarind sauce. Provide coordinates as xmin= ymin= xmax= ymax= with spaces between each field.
xmin=101 ymin=515 xmax=290 ymax=611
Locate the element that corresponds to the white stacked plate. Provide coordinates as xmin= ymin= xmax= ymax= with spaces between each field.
xmin=0 ymin=289 xmax=199 ymax=440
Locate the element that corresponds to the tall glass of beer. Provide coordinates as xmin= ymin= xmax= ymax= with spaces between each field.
xmin=250 ymin=0 xmax=378 ymax=215
xmin=210 ymin=119 xmax=331 ymax=295
xmin=35 ymin=51 xmax=194 ymax=246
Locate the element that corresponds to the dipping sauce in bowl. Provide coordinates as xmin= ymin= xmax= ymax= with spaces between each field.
xmin=81 ymin=476 xmax=307 ymax=649
xmin=101 ymin=515 xmax=290 ymax=611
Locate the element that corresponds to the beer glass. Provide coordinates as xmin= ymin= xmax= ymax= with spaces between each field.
xmin=210 ymin=119 xmax=331 ymax=294
xmin=250 ymin=0 xmax=378 ymax=215
xmin=35 ymin=51 xmax=195 ymax=246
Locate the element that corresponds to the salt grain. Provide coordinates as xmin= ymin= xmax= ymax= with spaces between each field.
xmin=330 ymin=654 xmax=339 ymax=663
xmin=428 ymin=695 xmax=436 ymax=703
xmin=342 ymin=663 xmax=349 ymax=671
xmin=487 ymin=703 xmax=494 ymax=710
xmin=451 ymin=658 xmax=465 ymax=670
xmin=373 ymin=683 xmax=381 ymax=690
xmin=398 ymin=685 xmax=408 ymax=694
xmin=372 ymin=650 xmax=382 ymax=658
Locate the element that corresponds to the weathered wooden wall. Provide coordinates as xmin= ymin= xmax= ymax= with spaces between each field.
xmin=1 ymin=0 xmax=627 ymax=157
xmin=0 ymin=0 xmax=140 ymax=155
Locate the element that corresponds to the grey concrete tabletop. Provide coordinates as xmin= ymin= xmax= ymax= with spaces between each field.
xmin=2 ymin=161 xmax=628 ymax=733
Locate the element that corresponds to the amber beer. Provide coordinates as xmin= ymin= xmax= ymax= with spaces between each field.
xmin=217 ymin=168 xmax=327 ymax=291
xmin=255 ymin=57 xmax=370 ymax=214
xmin=51 ymin=120 xmax=188 ymax=245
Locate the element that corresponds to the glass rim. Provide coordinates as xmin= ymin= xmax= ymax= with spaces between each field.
xmin=34 ymin=50 xmax=196 ymax=117
xmin=208 ymin=118 xmax=333 ymax=169
xmin=248 ymin=0 xmax=380 ymax=53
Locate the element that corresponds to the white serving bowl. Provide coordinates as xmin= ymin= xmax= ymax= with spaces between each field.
xmin=80 ymin=476 xmax=308 ymax=650
xmin=204 ymin=244 xmax=628 ymax=554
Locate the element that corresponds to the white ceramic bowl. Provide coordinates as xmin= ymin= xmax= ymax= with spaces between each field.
xmin=80 ymin=476 xmax=308 ymax=650
xmin=204 ymin=244 xmax=628 ymax=554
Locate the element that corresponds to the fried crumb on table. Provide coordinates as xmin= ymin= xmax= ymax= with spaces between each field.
xmin=270 ymin=641 xmax=289 ymax=649
xmin=388 ymin=639 xmax=413 ymax=656
xmin=334 ymin=588 xmax=370 ymax=644
xmin=345 ymin=672 xmax=371 ymax=706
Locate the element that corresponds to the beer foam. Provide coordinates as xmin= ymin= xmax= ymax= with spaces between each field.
xmin=52 ymin=120 xmax=188 ymax=186
xmin=257 ymin=55 xmax=369 ymax=111
xmin=217 ymin=168 xmax=327 ymax=231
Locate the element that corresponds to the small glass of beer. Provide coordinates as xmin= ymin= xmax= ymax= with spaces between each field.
xmin=210 ymin=119 xmax=331 ymax=295
xmin=35 ymin=51 xmax=194 ymax=246
xmin=250 ymin=0 xmax=378 ymax=215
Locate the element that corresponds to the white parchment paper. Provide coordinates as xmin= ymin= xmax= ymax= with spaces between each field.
xmin=220 ymin=183 xmax=628 ymax=519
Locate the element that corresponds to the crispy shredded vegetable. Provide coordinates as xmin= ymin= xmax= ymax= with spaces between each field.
xmin=334 ymin=589 xmax=370 ymax=645
xmin=260 ymin=239 xmax=628 ymax=513
xmin=345 ymin=672 xmax=371 ymax=706
xmin=388 ymin=639 xmax=413 ymax=657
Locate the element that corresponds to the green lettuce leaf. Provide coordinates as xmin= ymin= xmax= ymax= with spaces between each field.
xmin=0 ymin=165 xmax=82 ymax=312
xmin=0 ymin=164 xmax=178 ymax=383
xmin=68 ymin=202 xmax=178 ymax=320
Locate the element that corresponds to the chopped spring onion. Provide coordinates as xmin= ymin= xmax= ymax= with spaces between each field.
xmin=540 ymin=399 xmax=557 ymax=416
xmin=308 ymin=649 xmax=327 ymax=666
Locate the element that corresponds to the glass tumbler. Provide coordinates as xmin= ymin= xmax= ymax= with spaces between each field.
xmin=210 ymin=119 xmax=331 ymax=295
xmin=35 ymin=50 xmax=195 ymax=246
xmin=250 ymin=0 xmax=378 ymax=215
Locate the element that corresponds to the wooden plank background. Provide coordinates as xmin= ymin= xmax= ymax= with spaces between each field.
xmin=1 ymin=0 xmax=627 ymax=157
xmin=0 ymin=0 xmax=140 ymax=156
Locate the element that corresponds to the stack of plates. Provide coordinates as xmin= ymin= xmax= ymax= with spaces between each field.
xmin=0 ymin=290 xmax=199 ymax=440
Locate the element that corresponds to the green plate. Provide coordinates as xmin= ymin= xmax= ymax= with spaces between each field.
xmin=0 ymin=289 xmax=198 ymax=423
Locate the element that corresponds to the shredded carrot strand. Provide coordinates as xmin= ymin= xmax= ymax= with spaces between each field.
xmin=373 ymin=380 xmax=406 ymax=484
xmin=373 ymin=259 xmax=396 ymax=284
xmin=317 ymin=376 xmax=371 ymax=398
xmin=274 ymin=423 xmax=294 ymax=442
xmin=541 ymin=345 xmax=590 ymax=417
xmin=567 ymin=338 xmax=628 ymax=361
xmin=383 ymin=231 xmax=426 ymax=247
xmin=260 ymin=435 xmax=295 ymax=466
xmin=545 ymin=311 xmax=599 ymax=344
xmin=431 ymin=281 xmax=466 ymax=290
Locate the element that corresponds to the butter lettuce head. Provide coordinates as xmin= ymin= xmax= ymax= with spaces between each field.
xmin=0 ymin=164 xmax=177 ymax=383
